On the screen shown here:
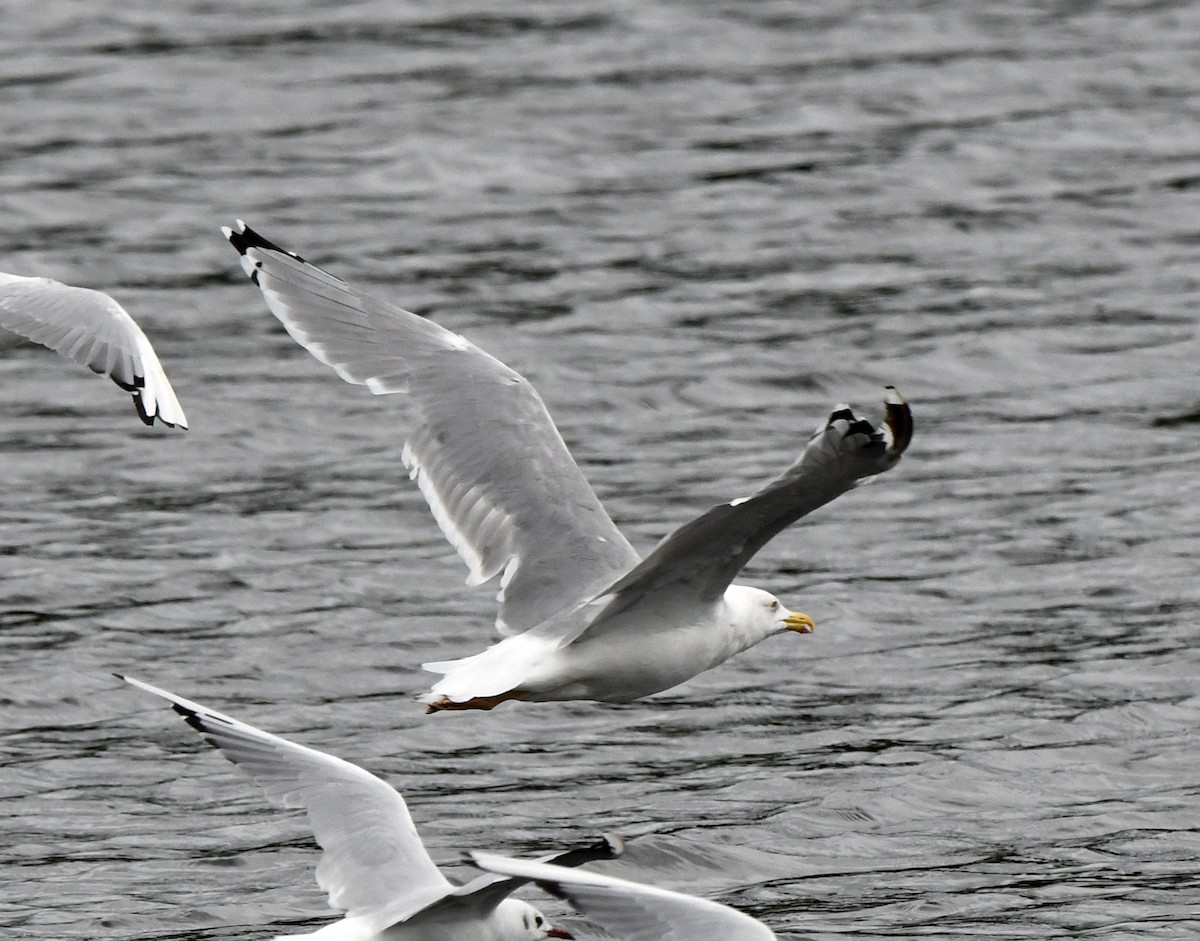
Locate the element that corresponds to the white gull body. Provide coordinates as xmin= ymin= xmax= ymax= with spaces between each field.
xmin=223 ymin=221 xmax=912 ymax=711
xmin=0 ymin=272 xmax=186 ymax=428
xmin=119 ymin=676 xmax=620 ymax=940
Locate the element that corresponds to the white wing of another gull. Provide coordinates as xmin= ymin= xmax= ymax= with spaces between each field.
xmin=471 ymin=851 xmax=777 ymax=941
xmin=0 ymin=272 xmax=187 ymax=428
xmin=223 ymin=221 xmax=635 ymax=635
xmin=223 ymin=221 xmax=913 ymax=711
xmin=118 ymin=675 xmax=614 ymax=940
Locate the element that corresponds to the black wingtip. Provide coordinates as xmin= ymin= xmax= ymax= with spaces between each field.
xmin=169 ymin=701 xmax=208 ymax=735
xmin=131 ymin=392 xmax=155 ymax=426
xmin=224 ymin=220 xmax=308 ymax=264
xmin=126 ymin=388 xmax=184 ymax=429
xmin=542 ymin=832 xmax=626 ymax=872
xmin=848 ymin=417 xmax=875 ymax=438
xmin=883 ymin=386 xmax=913 ymax=457
xmin=117 ymin=676 xmax=202 ymax=730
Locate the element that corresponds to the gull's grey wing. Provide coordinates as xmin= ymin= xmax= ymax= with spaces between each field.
xmin=421 ymin=833 xmax=626 ymax=920
xmin=0 ymin=273 xmax=187 ymax=428
xmin=119 ymin=675 xmax=452 ymax=931
xmin=470 ymin=852 xmax=777 ymax=941
xmin=223 ymin=222 xmax=638 ymax=635
xmin=574 ymin=389 xmax=912 ymax=631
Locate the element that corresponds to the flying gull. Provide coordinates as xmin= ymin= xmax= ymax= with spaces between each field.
xmin=472 ymin=848 xmax=777 ymax=941
xmin=119 ymin=674 xmax=621 ymax=941
xmin=223 ymin=221 xmax=912 ymax=711
xmin=0 ymin=272 xmax=187 ymax=428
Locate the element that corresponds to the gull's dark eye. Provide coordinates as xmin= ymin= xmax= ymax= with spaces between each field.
xmin=770 ymin=600 xmax=778 ymax=611
xmin=535 ymin=915 xmax=544 ymax=927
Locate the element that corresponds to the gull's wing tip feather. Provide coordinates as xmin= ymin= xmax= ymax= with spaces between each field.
xmin=547 ymin=832 xmax=626 ymax=867
xmin=454 ymin=832 xmax=625 ymax=901
xmin=821 ymin=386 xmax=912 ymax=463
xmin=600 ymin=832 xmax=626 ymax=858
xmin=132 ymin=390 xmax=188 ymax=430
xmin=115 ymin=672 xmax=158 ymax=695
xmin=224 ymin=219 xmax=296 ymax=288
xmin=462 ymin=832 xmax=624 ymax=874
xmin=224 ymin=219 xmax=308 ymax=263
xmin=577 ymin=386 xmax=916 ymax=622
xmin=118 ymin=673 xmax=196 ymax=713
xmin=882 ymin=385 xmax=913 ymax=457
xmin=467 ymin=831 xmax=623 ymax=877
xmin=117 ymin=674 xmax=206 ymax=729
xmin=133 ymin=397 xmax=155 ymax=427
xmin=0 ymin=273 xmax=187 ymax=429
xmin=220 ymin=223 xmax=640 ymax=634
xmin=118 ymin=672 xmax=456 ymax=926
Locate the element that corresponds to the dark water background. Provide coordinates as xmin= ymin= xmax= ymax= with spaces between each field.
xmin=2 ymin=2 xmax=1199 ymax=938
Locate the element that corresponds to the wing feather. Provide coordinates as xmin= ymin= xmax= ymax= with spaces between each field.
xmin=120 ymin=676 xmax=452 ymax=930
xmin=419 ymin=833 xmax=626 ymax=920
xmin=0 ymin=272 xmax=187 ymax=428
xmin=470 ymin=852 xmax=776 ymax=941
xmin=575 ymin=389 xmax=911 ymax=634
xmin=224 ymin=222 xmax=638 ymax=633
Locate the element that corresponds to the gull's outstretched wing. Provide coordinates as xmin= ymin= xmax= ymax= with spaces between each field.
xmin=0 ymin=273 xmax=187 ymax=428
xmin=120 ymin=675 xmax=451 ymax=930
xmin=223 ymin=222 xmax=638 ymax=635
xmin=574 ymin=389 xmax=912 ymax=632
xmin=470 ymin=852 xmax=776 ymax=941
xmin=420 ymin=833 xmax=625 ymax=921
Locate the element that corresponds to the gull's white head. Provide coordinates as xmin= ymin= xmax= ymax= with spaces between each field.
xmin=728 ymin=585 xmax=815 ymax=640
xmin=498 ymin=898 xmax=574 ymax=940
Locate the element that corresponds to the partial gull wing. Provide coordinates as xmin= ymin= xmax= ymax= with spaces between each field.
xmin=0 ymin=272 xmax=187 ymax=428
xmin=470 ymin=852 xmax=776 ymax=941
xmin=577 ymin=389 xmax=912 ymax=630
xmin=119 ymin=675 xmax=451 ymax=932
xmin=223 ymin=221 xmax=638 ymax=634
xmin=423 ymin=833 xmax=625 ymax=920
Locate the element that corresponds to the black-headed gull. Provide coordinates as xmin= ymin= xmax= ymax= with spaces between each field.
xmin=471 ymin=849 xmax=778 ymax=940
xmin=0 ymin=272 xmax=187 ymax=428
xmin=223 ymin=221 xmax=912 ymax=711
xmin=119 ymin=675 xmax=622 ymax=940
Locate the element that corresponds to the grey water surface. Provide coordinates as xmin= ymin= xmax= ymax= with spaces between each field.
xmin=2 ymin=1 xmax=1199 ymax=939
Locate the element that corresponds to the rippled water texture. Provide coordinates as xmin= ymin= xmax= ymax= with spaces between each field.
xmin=2 ymin=2 xmax=1199 ymax=939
